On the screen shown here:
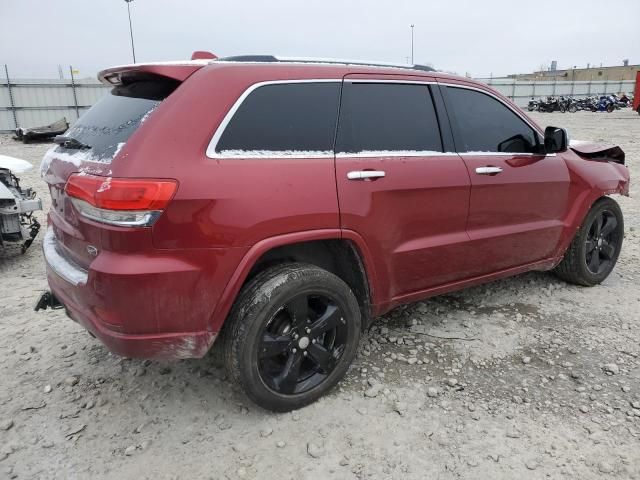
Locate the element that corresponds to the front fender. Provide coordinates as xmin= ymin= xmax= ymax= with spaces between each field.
xmin=554 ymin=151 xmax=629 ymax=261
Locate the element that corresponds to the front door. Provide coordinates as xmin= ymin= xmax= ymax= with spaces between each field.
xmin=441 ymin=83 xmax=571 ymax=276
xmin=335 ymin=76 xmax=471 ymax=303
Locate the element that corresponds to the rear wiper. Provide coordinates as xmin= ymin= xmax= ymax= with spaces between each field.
xmin=54 ymin=135 xmax=91 ymax=150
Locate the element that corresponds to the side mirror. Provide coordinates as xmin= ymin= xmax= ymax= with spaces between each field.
xmin=544 ymin=126 xmax=568 ymax=153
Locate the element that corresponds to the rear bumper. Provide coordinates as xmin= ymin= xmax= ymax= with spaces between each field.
xmin=46 ymin=285 xmax=216 ymax=359
xmin=42 ymin=226 xmax=228 ymax=360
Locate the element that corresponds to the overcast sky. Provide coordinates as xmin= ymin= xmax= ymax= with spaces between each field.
xmin=2 ymin=0 xmax=639 ymax=79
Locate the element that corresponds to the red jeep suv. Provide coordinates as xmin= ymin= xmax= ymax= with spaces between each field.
xmin=37 ymin=55 xmax=629 ymax=411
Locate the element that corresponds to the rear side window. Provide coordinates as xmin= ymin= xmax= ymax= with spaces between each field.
xmin=62 ymin=79 xmax=178 ymax=162
xmin=215 ymin=82 xmax=340 ymax=154
xmin=445 ymin=87 xmax=540 ymax=153
xmin=336 ymin=83 xmax=442 ymax=154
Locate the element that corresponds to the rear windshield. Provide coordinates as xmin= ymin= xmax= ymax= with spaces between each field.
xmin=59 ymin=78 xmax=178 ymax=162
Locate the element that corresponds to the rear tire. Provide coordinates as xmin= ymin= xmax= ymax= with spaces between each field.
xmin=223 ymin=263 xmax=361 ymax=411
xmin=554 ymin=197 xmax=624 ymax=286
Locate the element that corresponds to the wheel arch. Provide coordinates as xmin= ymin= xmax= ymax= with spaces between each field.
xmin=554 ymin=191 xmax=624 ymax=267
xmin=209 ymin=229 xmax=378 ymax=334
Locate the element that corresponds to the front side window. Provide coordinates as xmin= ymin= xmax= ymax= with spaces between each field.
xmin=215 ymin=82 xmax=340 ymax=154
xmin=335 ymin=83 xmax=442 ymax=154
xmin=446 ymin=87 xmax=540 ymax=154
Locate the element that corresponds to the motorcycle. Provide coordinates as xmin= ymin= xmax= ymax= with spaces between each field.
xmin=597 ymin=96 xmax=616 ymax=113
xmin=527 ymin=98 xmax=539 ymax=112
xmin=566 ymin=97 xmax=580 ymax=113
xmin=538 ymin=96 xmax=566 ymax=113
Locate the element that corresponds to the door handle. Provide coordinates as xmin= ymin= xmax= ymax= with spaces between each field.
xmin=475 ymin=166 xmax=503 ymax=175
xmin=347 ymin=170 xmax=386 ymax=180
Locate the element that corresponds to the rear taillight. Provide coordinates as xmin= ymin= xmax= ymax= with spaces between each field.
xmin=65 ymin=174 xmax=177 ymax=227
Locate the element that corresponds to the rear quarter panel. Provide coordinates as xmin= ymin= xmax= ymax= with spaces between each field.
xmin=110 ymin=64 xmax=342 ymax=250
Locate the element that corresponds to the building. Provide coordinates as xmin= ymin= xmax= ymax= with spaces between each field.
xmin=508 ymin=61 xmax=639 ymax=82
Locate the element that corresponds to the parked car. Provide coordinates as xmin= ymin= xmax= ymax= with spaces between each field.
xmin=13 ymin=117 xmax=69 ymax=144
xmin=36 ymin=54 xmax=630 ymax=411
xmin=0 ymin=154 xmax=42 ymax=252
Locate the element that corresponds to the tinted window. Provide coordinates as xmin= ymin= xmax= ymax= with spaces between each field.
xmin=336 ymin=83 xmax=442 ymax=153
xmin=216 ymin=83 xmax=340 ymax=153
xmin=62 ymin=79 xmax=177 ymax=162
xmin=446 ymin=87 xmax=540 ymax=153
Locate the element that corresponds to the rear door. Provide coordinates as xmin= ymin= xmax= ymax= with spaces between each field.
xmin=335 ymin=76 xmax=471 ymax=302
xmin=441 ymin=83 xmax=570 ymax=274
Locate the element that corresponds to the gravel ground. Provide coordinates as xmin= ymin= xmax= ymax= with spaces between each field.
xmin=0 ymin=110 xmax=639 ymax=479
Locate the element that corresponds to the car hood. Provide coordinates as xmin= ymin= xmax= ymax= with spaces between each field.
xmin=569 ymin=140 xmax=625 ymax=165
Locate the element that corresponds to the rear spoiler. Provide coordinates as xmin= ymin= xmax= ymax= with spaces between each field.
xmin=98 ymin=61 xmax=210 ymax=86
xmin=569 ymin=141 xmax=625 ymax=166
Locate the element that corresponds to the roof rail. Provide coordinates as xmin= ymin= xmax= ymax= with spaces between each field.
xmin=215 ymin=55 xmax=435 ymax=72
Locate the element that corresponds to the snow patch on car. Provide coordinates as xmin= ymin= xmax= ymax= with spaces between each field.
xmin=40 ymin=145 xmax=124 ymax=177
xmin=216 ymin=150 xmax=333 ymax=158
xmin=96 ymin=177 xmax=112 ymax=193
xmin=569 ymin=139 xmax=591 ymax=146
xmin=338 ymin=150 xmax=448 ymax=157
xmin=43 ymin=228 xmax=89 ymax=286
xmin=113 ymin=142 xmax=126 ymax=157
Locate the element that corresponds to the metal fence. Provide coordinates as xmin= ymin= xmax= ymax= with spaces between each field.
xmin=478 ymin=78 xmax=636 ymax=107
xmin=1 ymin=64 xmax=637 ymax=133
xmin=1 ymin=65 xmax=109 ymax=133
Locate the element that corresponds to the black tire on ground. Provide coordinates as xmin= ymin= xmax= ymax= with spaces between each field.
xmin=223 ymin=262 xmax=361 ymax=411
xmin=637 ymin=106 xmax=640 ymax=115
xmin=568 ymin=105 xmax=578 ymax=113
xmin=554 ymin=197 xmax=624 ymax=286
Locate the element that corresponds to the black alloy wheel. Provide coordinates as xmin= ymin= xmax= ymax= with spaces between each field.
xmin=584 ymin=209 xmax=620 ymax=275
xmin=258 ymin=293 xmax=348 ymax=395
xmin=554 ymin=197 xmax=624 ymax=286
xmin=223 ymin=263 xmax=361 ymax=411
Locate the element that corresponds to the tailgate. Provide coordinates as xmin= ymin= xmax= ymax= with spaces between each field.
xmin=41 ymin=71 xmax=186 ymax=270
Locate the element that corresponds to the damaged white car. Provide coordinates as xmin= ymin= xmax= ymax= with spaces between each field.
xmin=0 ymin=154 xmax=42 ymax=253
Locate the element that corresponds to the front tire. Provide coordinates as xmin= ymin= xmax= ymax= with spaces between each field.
xmin=554 ymin=197 xmax=624 ymax=286
xmin=223 ymin=263 xmax=361 ymax=411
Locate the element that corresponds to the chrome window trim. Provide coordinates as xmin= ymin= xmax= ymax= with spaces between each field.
xmin=206 ymin=79 xmax=341 ymax=159
xmin=206 ymin=78 xmax=554 ymax=160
